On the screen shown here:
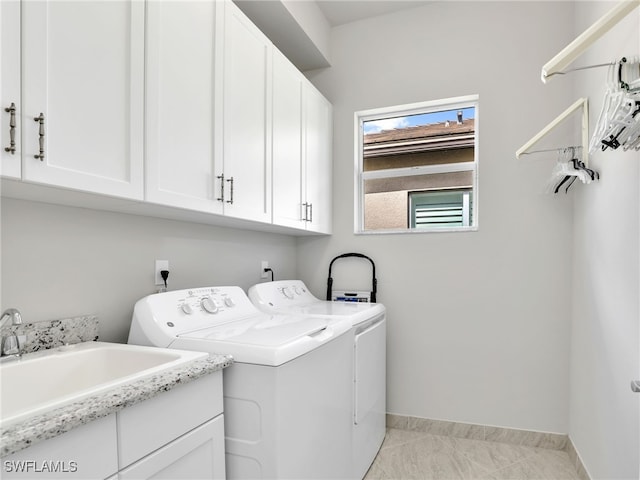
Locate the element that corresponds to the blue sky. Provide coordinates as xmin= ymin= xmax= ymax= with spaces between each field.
xmin=364 ymin=107 xmax=475 ymax=134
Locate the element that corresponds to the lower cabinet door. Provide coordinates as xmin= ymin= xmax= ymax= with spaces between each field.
xmin=0 ymin=414 xmax=118 ymax=479
xmin=118 ymin=415 xmax=225 ymax=480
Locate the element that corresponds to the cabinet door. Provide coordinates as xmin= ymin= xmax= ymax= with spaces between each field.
xmin=145 ymin=0 xmax=222 ymax=214
xmin=1 ymin=414 xmax=118 ymax=479
xmin=272 ymin=50 xmax=304 ymax=229
xmin=221 ymin=1 xmax=272 ymax=223
xmin=1 ymin=0 xmax=21 ymax=179
xmin=117 ymin=371 xmax=223 ymax=469
xmin=21 ymin=1 xmax=144 ymax=199
xmin=304 ymin=84 xmax=332 ymax=234
xmin=119 ymin=416 xmax=225 ymax=480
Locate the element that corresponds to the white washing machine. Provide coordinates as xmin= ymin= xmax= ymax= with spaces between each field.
xmin=248 ymin=280 xmax=386 ymax=480
xmin=128 ymin=286 xmax=353 ymax=480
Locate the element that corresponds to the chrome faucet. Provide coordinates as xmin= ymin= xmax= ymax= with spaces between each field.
xmin=1 ymin=308 xmax=23 ymax=356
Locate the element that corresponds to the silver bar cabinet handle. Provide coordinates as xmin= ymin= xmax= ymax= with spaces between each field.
xmin=632 ymin=381 xmax=640 ymax=393
xmin=34 ymin=113 xmax=45 ymax=161
xmin=217 ymin=174 xmax=225 ymax=202
xmin=303 ymin=203 xmax=312 ymax=222
xmin=226 ymin=177 xmax=234 ymax=204
xmin=4 ymin=103 xmax=16 ymax=154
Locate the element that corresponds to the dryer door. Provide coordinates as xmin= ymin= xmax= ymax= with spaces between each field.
xmin=354 ymin=314 xmax=386 ymax=425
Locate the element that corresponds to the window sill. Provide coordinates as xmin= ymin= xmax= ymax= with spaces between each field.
xmin=354 ymin=226 xmax=479 ymax=235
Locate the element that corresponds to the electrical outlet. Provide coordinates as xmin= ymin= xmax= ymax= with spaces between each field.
xmin=155 ymin=260 xmax=169 ymax=285
xmin=261 ymin=260 xmax=269 ymax=279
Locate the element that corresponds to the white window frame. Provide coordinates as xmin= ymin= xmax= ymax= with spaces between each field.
xmin=354 ymin=94 xmax=480 ymax=234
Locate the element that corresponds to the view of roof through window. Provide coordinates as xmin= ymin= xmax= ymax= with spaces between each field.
xmin=363 ymin=107 xmax=475 ymax=135
xmin=362 ymin=107 xmax=476 ymax=171
xmin=358 ymin=104 xmax=477 ymax=232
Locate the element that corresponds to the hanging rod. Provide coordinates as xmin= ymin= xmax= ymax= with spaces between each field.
xmin=518 ymin=146 xmax=582 ymax=156
xmin=541 ymin=0 xmax=640 ymax=83
xmin=516 ymin=98 xmax=589 ymax=165
xmin=544 ymin=62 xmax=615 ymax=79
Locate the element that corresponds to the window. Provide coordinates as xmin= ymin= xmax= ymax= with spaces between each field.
xmin=409 ymin=190 xmax=472 ymax=228
xmin=355 ymin=95 xmax=478 ymax=233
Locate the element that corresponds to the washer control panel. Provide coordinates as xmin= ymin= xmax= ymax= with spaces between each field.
xmin=174 ymin=287 xmax=238 ymax=317
xmin=248 ymin=280 xmax=318 ymax=309
xmin=132 ymin=286 xmax=258 ymax=339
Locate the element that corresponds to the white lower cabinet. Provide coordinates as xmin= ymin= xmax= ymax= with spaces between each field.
xmin=1 ymin=372 xmax=225 ymax=480
xmin=118 ymin=416 xmax=225 ymax=480
xmin=117 ymin=371 xmax=224 ymax=470
xmin=1 ymin=414 xmax=118 ymax=479
xmin=117 ymin=371 xmax=225 ymax=479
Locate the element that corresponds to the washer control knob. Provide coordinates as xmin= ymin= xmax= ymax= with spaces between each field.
xmin=224 ymin=297 xmax=236 ymax=307
xmin=201 ymin=296 xmax=218 ymax=314
xmin=282 ymin=287 xmax=294 ymax=299
xmin=181 ymin=303 xmax=194 ymax=315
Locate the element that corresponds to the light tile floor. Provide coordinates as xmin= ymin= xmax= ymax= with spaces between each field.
xmin=364 ymin=428 xmax=580 ymax=480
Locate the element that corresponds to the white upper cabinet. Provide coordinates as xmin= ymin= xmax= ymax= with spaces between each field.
xmin=272 ymin=50 xmax=304 ymax=229
xmin=2 ymin=0 xmax=331 ymax=235
xmin=303 ymin=84 xmax=332 ymax=234
xmin=146 ymin=0 xmax=274 ymax=224
xmin=272 ymin=49 xmax=332 ymax=234
xmin=1 ymin=0 xmax=21 ymax=179
xmin=145 ymin=0 xmax=222 ymax=214
xmin=20 ymin=1 xmax=144 ymax=199
xmin=220 ymin=1 xmax=272 ymax=223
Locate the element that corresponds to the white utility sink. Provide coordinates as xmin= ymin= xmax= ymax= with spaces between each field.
xmin=0 ymin=341 xmax=208 ymax=428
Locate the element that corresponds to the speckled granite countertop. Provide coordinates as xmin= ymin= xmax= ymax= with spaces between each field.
xmin=1 ymin=350 xmax=233 ymax=457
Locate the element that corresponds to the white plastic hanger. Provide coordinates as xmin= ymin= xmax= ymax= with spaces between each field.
xmin=589 ymin=57 xmax=640 ymax=152
xmin=589 ymin=62 xmax=619 ymax=153
xmin=544 ymin=147 xmax=595 ymax=194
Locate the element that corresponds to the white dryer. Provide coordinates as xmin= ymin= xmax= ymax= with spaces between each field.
xmin=128 ymin=286 xmax=353 ymax=480
xmin=248 ymin=280 xmax=386 ymax=480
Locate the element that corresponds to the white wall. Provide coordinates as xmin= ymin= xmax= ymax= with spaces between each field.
xmin=299 ymin=1 xmax=577 ymax=433
xmin=569 ymin=3 xmax=639 ymax=479
xmin=1 ymin=198 xmax=297 ymax=343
